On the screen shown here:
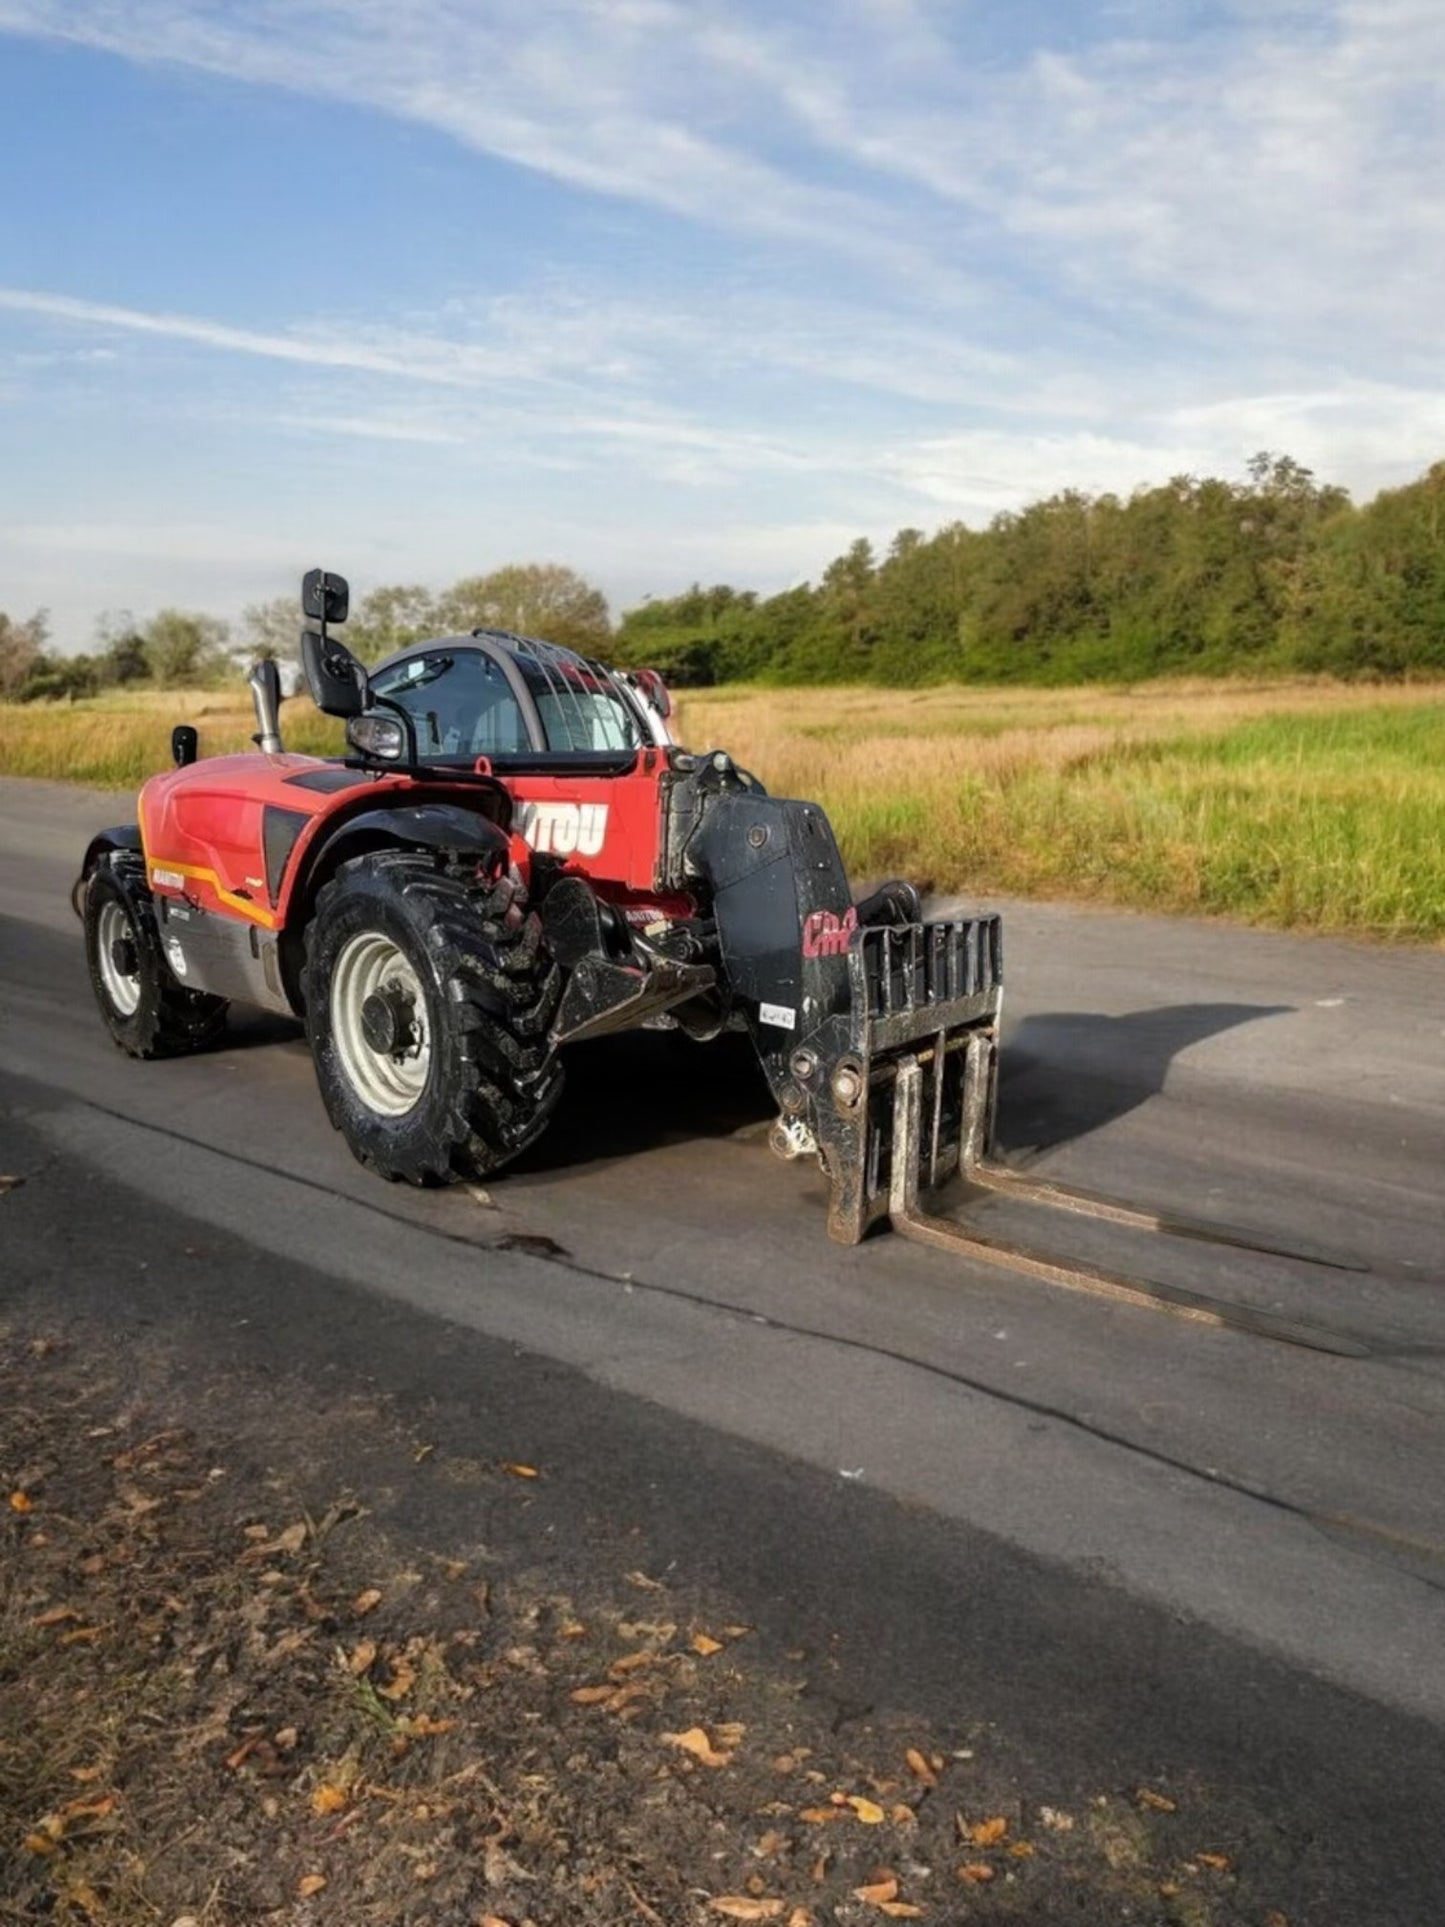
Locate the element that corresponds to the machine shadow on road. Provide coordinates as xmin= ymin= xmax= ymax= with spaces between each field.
xmin=514 ymin=1027 xmax=774 ymax=1174
xmin=519 ymin=1002 xmax=1297 ymax=1180
xmin=996 ymin=1001 xmax=1293 ymax=1155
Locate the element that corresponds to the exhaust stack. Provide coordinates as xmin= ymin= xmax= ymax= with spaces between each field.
xmin=249 ymin=658 xmax=284 ymax=754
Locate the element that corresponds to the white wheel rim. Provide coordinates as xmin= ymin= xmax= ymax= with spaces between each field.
xmin=96 ymin=898 xmax=142 ymax=1017
xmin=330 ymin=931 xmax=431 ymax=1117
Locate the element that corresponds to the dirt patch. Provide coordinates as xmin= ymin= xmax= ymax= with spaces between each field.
xmin=1 ymin=1325 xmax=1278 ymax=1926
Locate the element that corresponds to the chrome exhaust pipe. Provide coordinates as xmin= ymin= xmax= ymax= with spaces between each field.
xmin=248 ymin=659 xmax=284 ymax=754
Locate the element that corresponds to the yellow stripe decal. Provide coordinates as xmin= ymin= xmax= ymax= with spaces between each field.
xmin=146 ymin=857 xmax=279 ymax=930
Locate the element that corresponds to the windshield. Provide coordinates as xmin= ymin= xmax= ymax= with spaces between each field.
xmin=370 ymin=643 xmax=644 ymax=758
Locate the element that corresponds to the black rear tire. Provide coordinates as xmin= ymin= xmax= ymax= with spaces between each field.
xmin=83 ymin=852 xmax=229 ymax=1058
xmin=303 ymin=849 xmax=563 ymax=1184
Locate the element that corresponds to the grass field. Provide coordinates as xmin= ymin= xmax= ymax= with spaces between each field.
xmin=2 ymin=677 xmax=1442 ymax=940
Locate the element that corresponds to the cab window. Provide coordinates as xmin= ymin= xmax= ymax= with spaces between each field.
xmin=371 ymin=651 xmax=529 ymax=756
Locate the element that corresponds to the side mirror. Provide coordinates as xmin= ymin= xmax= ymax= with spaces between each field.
xmin=301 ymin=568 xmax=349 ymax=626
xmin=171 ymin=724 xmax=199 ymax=768
xmin=301 ymin=627 xmax=367 ymax=718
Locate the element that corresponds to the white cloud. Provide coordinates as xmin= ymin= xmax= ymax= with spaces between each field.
xmin=2 ymin=0 xmax=1443 ymax=641
xmin=0 ymin=287 xmax=626 ymax=389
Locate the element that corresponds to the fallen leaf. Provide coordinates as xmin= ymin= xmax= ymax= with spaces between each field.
xmin=23 ymin=1832 xmax=58 ymax=1857
xmin=878 ymin=1906 xmax=924 ymax=1920
xmin=347 ymin=1639 xmax=378 ymax=1675
xmin=296 ymin=1873 xmax=328 ymax=1898
xmin=1038 ymin=1806 xmax=1075 ymax=1832
xmin=376 ymin=1658 xmax=416 ymax=1701
xmin=905 ymin=1748 xmax=937 ymax=1786
xmin=399 ymin=1713 xmax=457 ymax=1737
xmin=846 ymin=1796 xmax=886 ymax=1825
xmin=265 ymin=1628 xmax=314 ymax=1663
xmin=609 ymin=1650 xmax=655 ymax=1677
xmin=63 ymin=1877 xmax=105 ymax=1918
xmin=958 ymin=1863 xmax=995 ymax=1884
xmin=61 ymin=1795 xmax=116 ymax=1824
xmin=754 ymin=1829 xmax=788 ymax=1859
xmin=58 ymin=1625 xmax=105 ymax=1646
xmin=1008 ymin=1841 xmax=1035 ymax=1859
xmin=1136 ymin=1787 xmax=1177 ymax=1812
xmin=1264 ymin=1913 xmax=1290 ymax=1926
xmin=33 ymin=1605 xmax=81 ymax=1627
xmin=352 ymin=1588 xmax=382 ymax=1616
xmin=965 ymin=1815 xmax=1008 ymax=1847
xmin=625 ymin=1569 xmax=666 ymax=1591
xmin=709 ymin=1899 xmax=784 ymax=1920
xmin=9 ymin=1491 xmax=34 ymax=1513
xmin=854 ymin=1874 xmax=899 ymax=1903
xmin=68 ymin=1766 xmax=104 ymax=1785
xmin=799 ymin=1807 xmax=842 ymax=1825
xmin=501 ymin=1462 xmax=540 ymax=1479
xmin=571 ymin=1685 xmax=617 ymax=1704
xmin=665 ymin=1726 xmax=734 ymax=1767
xmin=0 ymin=1173 xmax=24 ymax=1192
xmin=312 ymin=1784 xmax=348 ymax=1815
xmin=1196 ymin=1852 xmax=1232 ymax=1872
xmin=274 ymin=1522 xmax=308 ymax=1555
xmin=787 ymin=1912 xmax=814 ymax=1927
xmin=692 ymin=1632 xmax=725 ymax=1656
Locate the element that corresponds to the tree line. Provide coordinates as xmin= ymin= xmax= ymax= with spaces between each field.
xmin=4 ymin=456 xmax=1444 ymax=701
xmin=615 ymin=455 xmax=1445 ymax=686
xmin=0 ymin=564 xmax=611 ymax=703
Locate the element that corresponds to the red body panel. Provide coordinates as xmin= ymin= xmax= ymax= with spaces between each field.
xmin=137 ymin=750 xmax=690 ymax=930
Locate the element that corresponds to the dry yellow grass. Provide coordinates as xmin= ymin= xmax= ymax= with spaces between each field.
xmin=0 ymin=687 xmax=344 ymax=787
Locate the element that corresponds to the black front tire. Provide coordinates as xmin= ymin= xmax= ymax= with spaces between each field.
xmin=83 ymin=852 xmax=229 ymax=1058
xmin=303 ymin=849 xmax=563 ymax=1185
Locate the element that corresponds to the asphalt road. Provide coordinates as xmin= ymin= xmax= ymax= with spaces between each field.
xmin=3 ymin=773 xmax=1443 ymax=1922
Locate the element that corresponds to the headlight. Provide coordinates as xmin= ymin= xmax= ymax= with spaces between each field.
xmin=346 ymin=713 xmax=406 ymax=760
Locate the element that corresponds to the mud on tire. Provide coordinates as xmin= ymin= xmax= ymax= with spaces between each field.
xmin=303 ymin=849 xmax=563 ymax=1185
xmin=83 ymin=851 xmax=229 ymax=1058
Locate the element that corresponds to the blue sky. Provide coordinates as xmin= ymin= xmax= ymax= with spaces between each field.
xmin=2 ymin=0 xmax=1443 ymax=649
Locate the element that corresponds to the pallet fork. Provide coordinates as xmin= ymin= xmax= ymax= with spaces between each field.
xmin=775 ymin=915 xmax=1367 ymax=1359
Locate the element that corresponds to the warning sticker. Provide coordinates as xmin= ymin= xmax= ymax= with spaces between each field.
xmin=759 ymin=1002 xmax=796 ymax=1030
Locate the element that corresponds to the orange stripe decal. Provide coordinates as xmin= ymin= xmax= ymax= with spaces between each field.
xmin=145 ymin=857 xmax=279 ymax=929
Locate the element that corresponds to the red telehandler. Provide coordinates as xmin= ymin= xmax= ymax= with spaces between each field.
xmin=76 ymin=570 xmax=1361 ymax=1355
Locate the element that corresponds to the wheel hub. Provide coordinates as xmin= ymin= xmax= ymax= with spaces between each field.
xmin=95 ymin=897 xmax=143 ymax=1017
xmin=359 ymin=984 xmax=419 ymax=1057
